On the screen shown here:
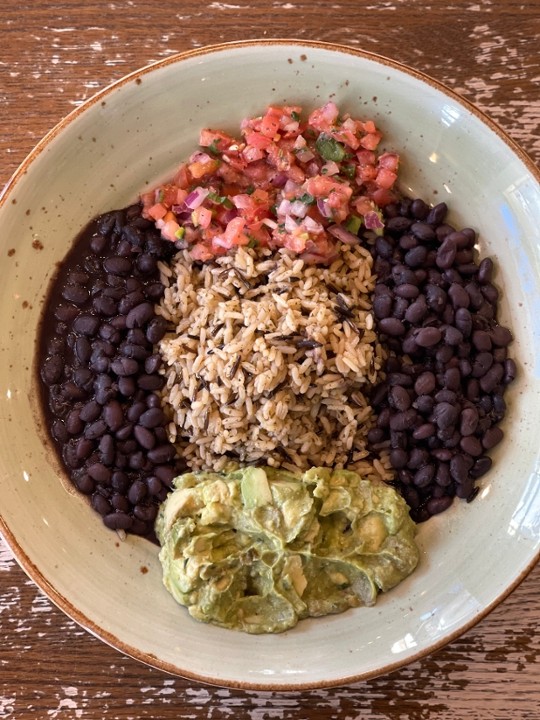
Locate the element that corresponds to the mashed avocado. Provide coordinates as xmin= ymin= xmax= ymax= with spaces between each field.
xmin=155 ymin=466 xmax=419 ymax=634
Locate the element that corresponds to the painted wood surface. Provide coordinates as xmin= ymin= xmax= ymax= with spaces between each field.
xmin=1 ymin=1 xmax=539 ymax=718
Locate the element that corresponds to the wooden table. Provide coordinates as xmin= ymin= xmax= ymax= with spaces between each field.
xmin=1 ymin=1 xmax=539 ymax=718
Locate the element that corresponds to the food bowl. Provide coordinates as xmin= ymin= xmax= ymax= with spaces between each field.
xmin=0 ymin=39 xmax=539 ymax=690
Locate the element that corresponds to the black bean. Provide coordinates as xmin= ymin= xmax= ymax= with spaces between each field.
xmin=387 ymin=216 xmax=412 ymax=232
xmin=477 ymin=257 xmax=493 ymax=284
xmin=98 ymin=434 xmax=115 ymax=466
xmin=61 ymin=284 xmax=89 ymax=305
xmin=405 ymin=297 xmax=428 ymax=324
xmin=103 ymin=400 xmax=124 ymax=431
xmin=394 ymin=283 xmax=419 ymax=299
xmin=147 ymin=476 xmax=164 ymax=496
xmin=111 ymin=471 xmax=130 ymax=492
xmin=103 ymin=256 xmax=133 ymax=275
xmin=92 ymin=493 xmax=112 ymax=516
xmin=414 ymin=372 xmax=436 ymax=396
xmin=375 ymin=236 xmax=394 ymax=259
xmin=373 ymin=294 xmax=393 ymax=319
xmin=391 ymin=264 xmax=418 ymax=286
xmin=454 ymin=307 xmax=473 ymax=337
xmin=426 ymin=202 xmax=447 ymax=225
xmin=78 ymin=400 xmax=100 ymax=423
xmin=482 ymin=426 xmax=504 ymax=450
xmin=390 ymin=448 xmax=408 ymax=469
xmin=413 ymin=394 xmax=435 ymax=415
xmin=73 ymin=313 xmax=100 ymax=336
xmin=480 ymin=363 xmax=504 ymax=393
xmin=471 ymin=352 xmax=493 ymax=378
xmin=41 ymin=354 xmax=64 ymax=385
xmin=470 ymin=456 xmax=492 ymax=479
xmin=110 ymin=357 xmax=139 ymax=377
xmin=450 ymin=454 xmax=473 ymax=483
xmin=85 ymin=419 xmax=108 ymax=440
xmin=410 ymin=222 xmax=436 ymax=241
xmin=147 ymin=444 xmax=176 ymax=464
xmin=426 ymin=496 xmax=453 ymax=515
xmin=87 ymin=462 xmax=112 ymax=484
xmin=103 ymin=512 xmax=133 ymax=531
xmin=389 ymin=409 xmax=418 ymax=432
xmin=137 ymin=374 xmax=165 ymax=391
xmin=92 ymin=294 xmax=118 ymax=316
xmin=459 ymin=407 xmax=479 ymax=436
xmin=139 ymin=407 xmax=165 ymax=428
xmin=126 ymin=302 xmax=155 ymax=329
xmin=435 ymin=462 xmax=451 ymax=486
xmin=115 ymin=423 xmax=134 ymax=441
xmin=65 ymin=409 xmax=83 ymax=435
xmin=411 ymin=199 xmax=430 ymax=219
xmin=415 ymin=327 xmax=442 ymax=348
xmin=137 ymin=253 xmax=158 ymax=274
xmin=52 ymin=419 xmax=69 ymax=443
xmin=490 ymin=325 xmax=512 ymax=347
xmin=504 ymin=358 xmax=517 ymax=383
xmin=412 ymin=422 xmax=436 ymax=440
xmin=145 ymin=282 xmax=165 ymax=301
xmin=389 ymin=385 xmax=412 ymax=412
xmin=134 ymin=425 xmax=156 ymax=450
xmin=435 ymin=237 xmax=457 ymax=269
xmin=61 ymin=381 xmax=88 ymax=400
xmin=413 ymin=465 xmax=435 ymax=488
xmin=433 ymin=402 xmax=460 ymax=429
xmin=425 ymin=284 xmax=447 ymax=313
xmin=404 ymin=245 xmax=427 ymax=268
xmin=448 ymin=283 xmax=470 ymax=309
xmin=460 ymin=435 xmax=483 ymax=457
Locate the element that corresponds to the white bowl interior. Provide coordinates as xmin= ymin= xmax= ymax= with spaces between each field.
xmin=0 ymin=41 xmax=539 ymax=689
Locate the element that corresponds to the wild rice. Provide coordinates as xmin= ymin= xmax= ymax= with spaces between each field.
xmin=157 ymin=244 xmax=392 ymax=480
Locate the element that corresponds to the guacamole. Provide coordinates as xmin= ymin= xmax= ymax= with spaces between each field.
xmin=155 ymin=466 xmax=419 ymax=634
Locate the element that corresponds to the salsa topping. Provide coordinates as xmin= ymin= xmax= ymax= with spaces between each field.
xmin=141 ymin=102 xmax=399 ymax=264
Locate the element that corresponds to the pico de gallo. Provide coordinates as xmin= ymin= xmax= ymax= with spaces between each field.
xmin=140 ymin=102 xmax=400 ymax=264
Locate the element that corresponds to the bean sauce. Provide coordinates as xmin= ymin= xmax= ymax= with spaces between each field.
xmin=37 ymin=204 xmax=185 ymax=540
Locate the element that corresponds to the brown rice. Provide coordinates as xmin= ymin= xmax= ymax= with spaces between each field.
xmin=156 ymin=244 xmax=392 ymax=480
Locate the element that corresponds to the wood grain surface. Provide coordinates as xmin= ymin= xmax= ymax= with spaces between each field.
xmin=1 ymin=1 xmax=539 ymax=718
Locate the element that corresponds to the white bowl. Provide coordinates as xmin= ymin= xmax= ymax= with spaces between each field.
xmin=0 ymin=40 xmax=539 ymax=690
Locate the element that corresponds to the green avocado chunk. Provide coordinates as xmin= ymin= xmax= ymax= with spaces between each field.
xmin=155 ymin=466 xmax=420 ymax=634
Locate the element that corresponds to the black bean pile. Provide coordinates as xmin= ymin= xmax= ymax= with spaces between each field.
xmin=39 ymin=204 xmax=185 ymax=538
xmin=367 ymin=197 xmax=516 ymax=522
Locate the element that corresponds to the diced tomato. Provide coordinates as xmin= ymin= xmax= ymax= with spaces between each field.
xmin=376 ymin=167 xmax=398 ymax=190
xmin=244 ymin=130 xmax=273 ymax=150
xmin=359 ymin=132 xmax=382 ymax=150
xmin=308 ymin=101 xmax=339 ymax=132
xmin=142 ymin=102 xmax=400 ymax=262
xmin=378 ymin=152 xmax=400 ymax=171
xmin=199 ymin=128 xmax=238 ymax=153
xmin=147 ymin=203 xmax=168 ymax=221
xmin=188 ymin=158 xmax=220 ymax=179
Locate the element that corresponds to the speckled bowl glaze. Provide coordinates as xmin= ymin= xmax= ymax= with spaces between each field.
xmin=0 ymin=40 xmax=539 ymax=690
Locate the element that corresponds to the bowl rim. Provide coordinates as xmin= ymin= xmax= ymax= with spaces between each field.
xmin=0 ymin=38 xmax=539 ymax=691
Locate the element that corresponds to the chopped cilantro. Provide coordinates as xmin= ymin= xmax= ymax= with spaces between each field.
xmin=315 ymin=133 xmax=346 ymax=162
xmin=207 ymin=139 xmax=222 ymax=156
xmin=290 ymin=111 xmax=300 ymax=121
xmin=245 ymin=185 xmax=255 ymax=195
xmin=207 ymin=191 xmax=234 ymax=209
xmin=156 ymin=189 xmax=164 ymax=203
xmin=341 ymin=164 xmax=356 ymax=179
xmin=247 ymin=236 xmax=259 ymax=248
xmin=298 ymin=192 xmax=315 ymax=205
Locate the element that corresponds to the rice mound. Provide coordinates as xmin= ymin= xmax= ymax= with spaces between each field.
xmin=157 ymin=244 xmax=391 ymax=479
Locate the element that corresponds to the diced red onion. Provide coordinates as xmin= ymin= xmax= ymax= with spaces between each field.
xmin=296 ymin=149 xmax=315 ymax=163
xmin=284 ymin=180 xmax=300 ymax=195
xmin=322 ymin=161 xmax=340 ymax=176
xmin=364 ymin=210 xmax=384 ymax=230
xmin=303 ymin=216 xmax=324 ymax=233
xmin=188 ymin=151 xmax=212 ymax=164
xmin=221 ymin=208 xmax=239 ymax=224
xmin=271 ymin=172 xmax=288 ymax=188
xmin=317 ymin=198 xmax=332 ymax=218
xmin=284 ymin=215 xmax=300 ymax=233
xmin=327 ymin=224 xmax=360 ymax=245
xmin=277 ymin=199 xmax=292 ymax=216
xmin=290 ymin=200 xmax=308 ymax=218
xmin=262 ymin=217 xmax=278 ymax=229
xmin=185 ymin=187 xmax=210 ymax=210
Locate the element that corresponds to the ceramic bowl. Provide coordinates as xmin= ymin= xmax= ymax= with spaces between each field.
xmin=0 ymin=40 xmax=539 ymax=690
